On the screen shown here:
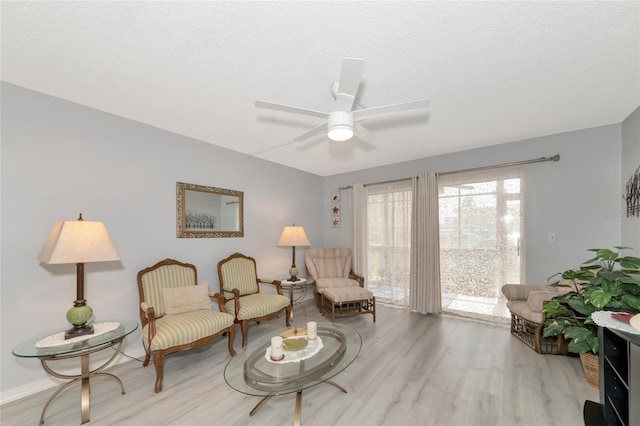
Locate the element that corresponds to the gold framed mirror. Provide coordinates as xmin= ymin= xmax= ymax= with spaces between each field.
xmin=176 ymin=182 xmax=244 ymax=238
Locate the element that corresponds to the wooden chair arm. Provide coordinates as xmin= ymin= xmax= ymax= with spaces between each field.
xmin=231 ymin=288 xmax=241 ymax=320
xmin=350 ymin=270 xmax=365 ymax=287
xmin=259 ymin=278 xmax=284 ymax=295
xmin=144 ymin=305 xmax=157 ymax=342
xmin=209 ymin=292 xmax=228 ymax=312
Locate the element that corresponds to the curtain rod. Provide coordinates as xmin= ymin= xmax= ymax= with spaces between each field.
xmin=338 ymin=154 xmax=560 ymax=191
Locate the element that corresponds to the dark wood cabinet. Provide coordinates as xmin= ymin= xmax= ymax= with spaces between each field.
xmin=585 ymin=327 xmax=640 ymax=426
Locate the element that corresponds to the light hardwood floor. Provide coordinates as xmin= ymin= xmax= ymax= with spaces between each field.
xmin=1 ymin=303 xmax=598 ymax=426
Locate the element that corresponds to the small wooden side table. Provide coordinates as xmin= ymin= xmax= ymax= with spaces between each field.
xmin=12 ymin=320 xmax=138 ymax=425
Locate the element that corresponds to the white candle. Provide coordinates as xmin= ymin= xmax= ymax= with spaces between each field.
xmin=271 ymin=336 xmax=284 ymax=360
xmin=307 ymin=321 xmax=317 ymax=340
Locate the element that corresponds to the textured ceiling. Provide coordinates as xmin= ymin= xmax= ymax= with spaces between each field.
xmin=2 ymin=1 xmax=639 ymax=176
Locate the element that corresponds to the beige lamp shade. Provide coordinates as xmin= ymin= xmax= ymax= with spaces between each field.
xmin=277 ymin=226 xmax=310 ymax=247
xmin=278 ymin=224 xmax=310 ymax=282
xmin=38 ymin=220 xmax=120 ymax=264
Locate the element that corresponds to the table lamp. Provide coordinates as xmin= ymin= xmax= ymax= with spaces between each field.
xmin=277 ymin=224 xmax=310 ymax=281
xmin=37 ymin=214 xmax=120 ymax=339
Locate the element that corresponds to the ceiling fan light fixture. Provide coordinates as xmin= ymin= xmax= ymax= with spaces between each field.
xmin=327 ymin=111 xmax=354 ymax=141
xmin=255 ymin=58 xmax=431 ymax=151
xmin=328 ymin=126 xmax=353 ymax=142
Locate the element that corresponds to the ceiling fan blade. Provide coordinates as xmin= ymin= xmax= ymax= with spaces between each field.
xmin=354 ymin=122 xmax=376 ymax=143
xmin=250 ymin=123 xmax=327 ymax=156
xmin=248 ymin=139 xmax=300 ymax=157
xmin=293 ymin=123 xmax=327 ymax=142
xmin=334 ymin=58 xmax=366 ymax=112
xmin=256 ymin=100 xmax=328 ymax=119
xmin=353 ymin=98 xmax=431 ymax=121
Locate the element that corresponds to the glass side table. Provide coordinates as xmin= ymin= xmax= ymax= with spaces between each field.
xmin=12 ymin=319 xmax=138 ymax=425
xmin=280 ymin=278 xmax=315 ymax=320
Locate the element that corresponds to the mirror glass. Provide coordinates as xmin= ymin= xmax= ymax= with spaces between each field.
xmin=176 ymin=182 xmax=244 ymax=238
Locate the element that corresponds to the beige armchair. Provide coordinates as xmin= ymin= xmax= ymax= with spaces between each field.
xmin=305 ymin=247 xmax=375 ymax=322
xmin=501 ymin=283 xmax=570 ymax=354
xmin=137 ymin=258 xmax=236 ymax=393
xmin=217 ymin=252 xmax=291 ymax=347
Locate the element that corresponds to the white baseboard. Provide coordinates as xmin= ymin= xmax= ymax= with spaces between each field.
xmin=0 ymin=347 xmax=147 ymax=406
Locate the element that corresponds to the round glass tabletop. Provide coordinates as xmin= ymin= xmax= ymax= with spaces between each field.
xmin=12 ymin=319 xmax=138 ymax=358
xmin=224 ymin=322 xmax=361 ymax=396
xmin=280 ymin=278 xmax=315 ymax=289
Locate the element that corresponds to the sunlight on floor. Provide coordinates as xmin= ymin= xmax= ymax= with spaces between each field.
xmin=370 ymin=286 xmax=512 ymax=324
xmin=442 ymin=292 xmax=510 ymax=324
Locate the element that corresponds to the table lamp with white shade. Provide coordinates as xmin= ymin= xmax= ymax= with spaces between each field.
xmin=277 ymin=224 xmax=310 ymax=281
xmin=37 ymin=214 xmax=120 ymax=339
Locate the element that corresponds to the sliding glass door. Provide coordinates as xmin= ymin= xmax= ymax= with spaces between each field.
xmin=438 ymin=166 xmax=525 ymax=322
xmin=360 ymin=166 xmax=524 ymax=321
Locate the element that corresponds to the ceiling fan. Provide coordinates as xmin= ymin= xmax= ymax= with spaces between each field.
xmin=253 ymin=57 xmax=431 ymax=155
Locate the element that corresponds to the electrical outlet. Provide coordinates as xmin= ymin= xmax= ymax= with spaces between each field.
xmin=548 ymin=233 xmax=556 ymax=242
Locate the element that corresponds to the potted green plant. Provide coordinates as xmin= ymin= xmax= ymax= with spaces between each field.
xmin=542 ymin=247 xmax=640 ymax=387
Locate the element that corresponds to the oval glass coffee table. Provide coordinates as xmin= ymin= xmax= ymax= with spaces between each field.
xmin=224 ymin=322 xmax=361 ymax=425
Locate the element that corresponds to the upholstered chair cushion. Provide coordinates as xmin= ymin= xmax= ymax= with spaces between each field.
xmin=505 ymin=288 xmax=573 ymax=321
xmin=315 ymin=277 xmax=361 ymax=294
xmin=224 ymin=293 xmax=291 ymax=320
xmin=305 ymin=247 xmax=352 ymax=279
xmin=142 ymin=309 xmax=234 ymax=351
xmin=316 ymin=257 xmax=347 ymax=278
xmin=505 ymin=300 xmax=543 ymax=324
xmin=501 ymin=284 xmax=555 ymax=301
xmin=502 ymin=283 xmax=573 ymax=322
xmin=323 ymin=287 xmax=374 ymax=303
xmin=218 ymin=256 xmax=259 ymax=298
xmin=526 ymin=290 xmax=564 ymax=313
xmin=140 ymin=263 xmax=197 ymax=318
xmin=162 ymin=284 xmax=212 ymax=315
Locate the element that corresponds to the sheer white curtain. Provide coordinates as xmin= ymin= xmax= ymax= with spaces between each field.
xmin=351 ymin=183 xmax=368 ymax=276
xmin=410 ymin=173 xmax=442 ymax=314
xmin=366 ymin=180 xmax=413 ymax=306
xmin=438 ymin=165 xmax=526 ymax=321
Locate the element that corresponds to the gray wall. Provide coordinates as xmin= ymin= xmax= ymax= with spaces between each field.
xmin=0 ymin=81 xmax=633 ymax=401
xmin=323 ymin=124 xmax=623 ymax=284
xmin=0 ymin=83 xmax=324 ymax=398
xmin=621 ymin=106 xmax=640 ymax=256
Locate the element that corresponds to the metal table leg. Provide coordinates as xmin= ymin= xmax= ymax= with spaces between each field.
xmin=39 ymin=339 xmax=125 ymax=424
xmin=288 ymin=284 xmax=309 ymax=321
xmin=294 ymin=391 xmax=303 ymax=426
xmin=248 ymin=381 xmax=348 ymax=426
xmin=250 ymin=395 xmax=273 ymax=417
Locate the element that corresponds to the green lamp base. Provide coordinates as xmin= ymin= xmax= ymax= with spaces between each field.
xmin=65 ymin=303 xmax=94 ymax=340
xmin=287 ymin=266 xmax=299 ymax=282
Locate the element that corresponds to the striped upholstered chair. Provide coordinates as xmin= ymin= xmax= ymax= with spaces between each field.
xmin=217 ymin=252 xmax=291 ymax=347
xmin=305 ymin=247 xmax=375 ymax=322
xmin=137 ymin=258 xmax=236 ymax=393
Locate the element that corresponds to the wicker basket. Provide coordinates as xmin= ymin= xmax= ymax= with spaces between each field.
xmin=580 ymin=352 xmax=599 ymax=389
